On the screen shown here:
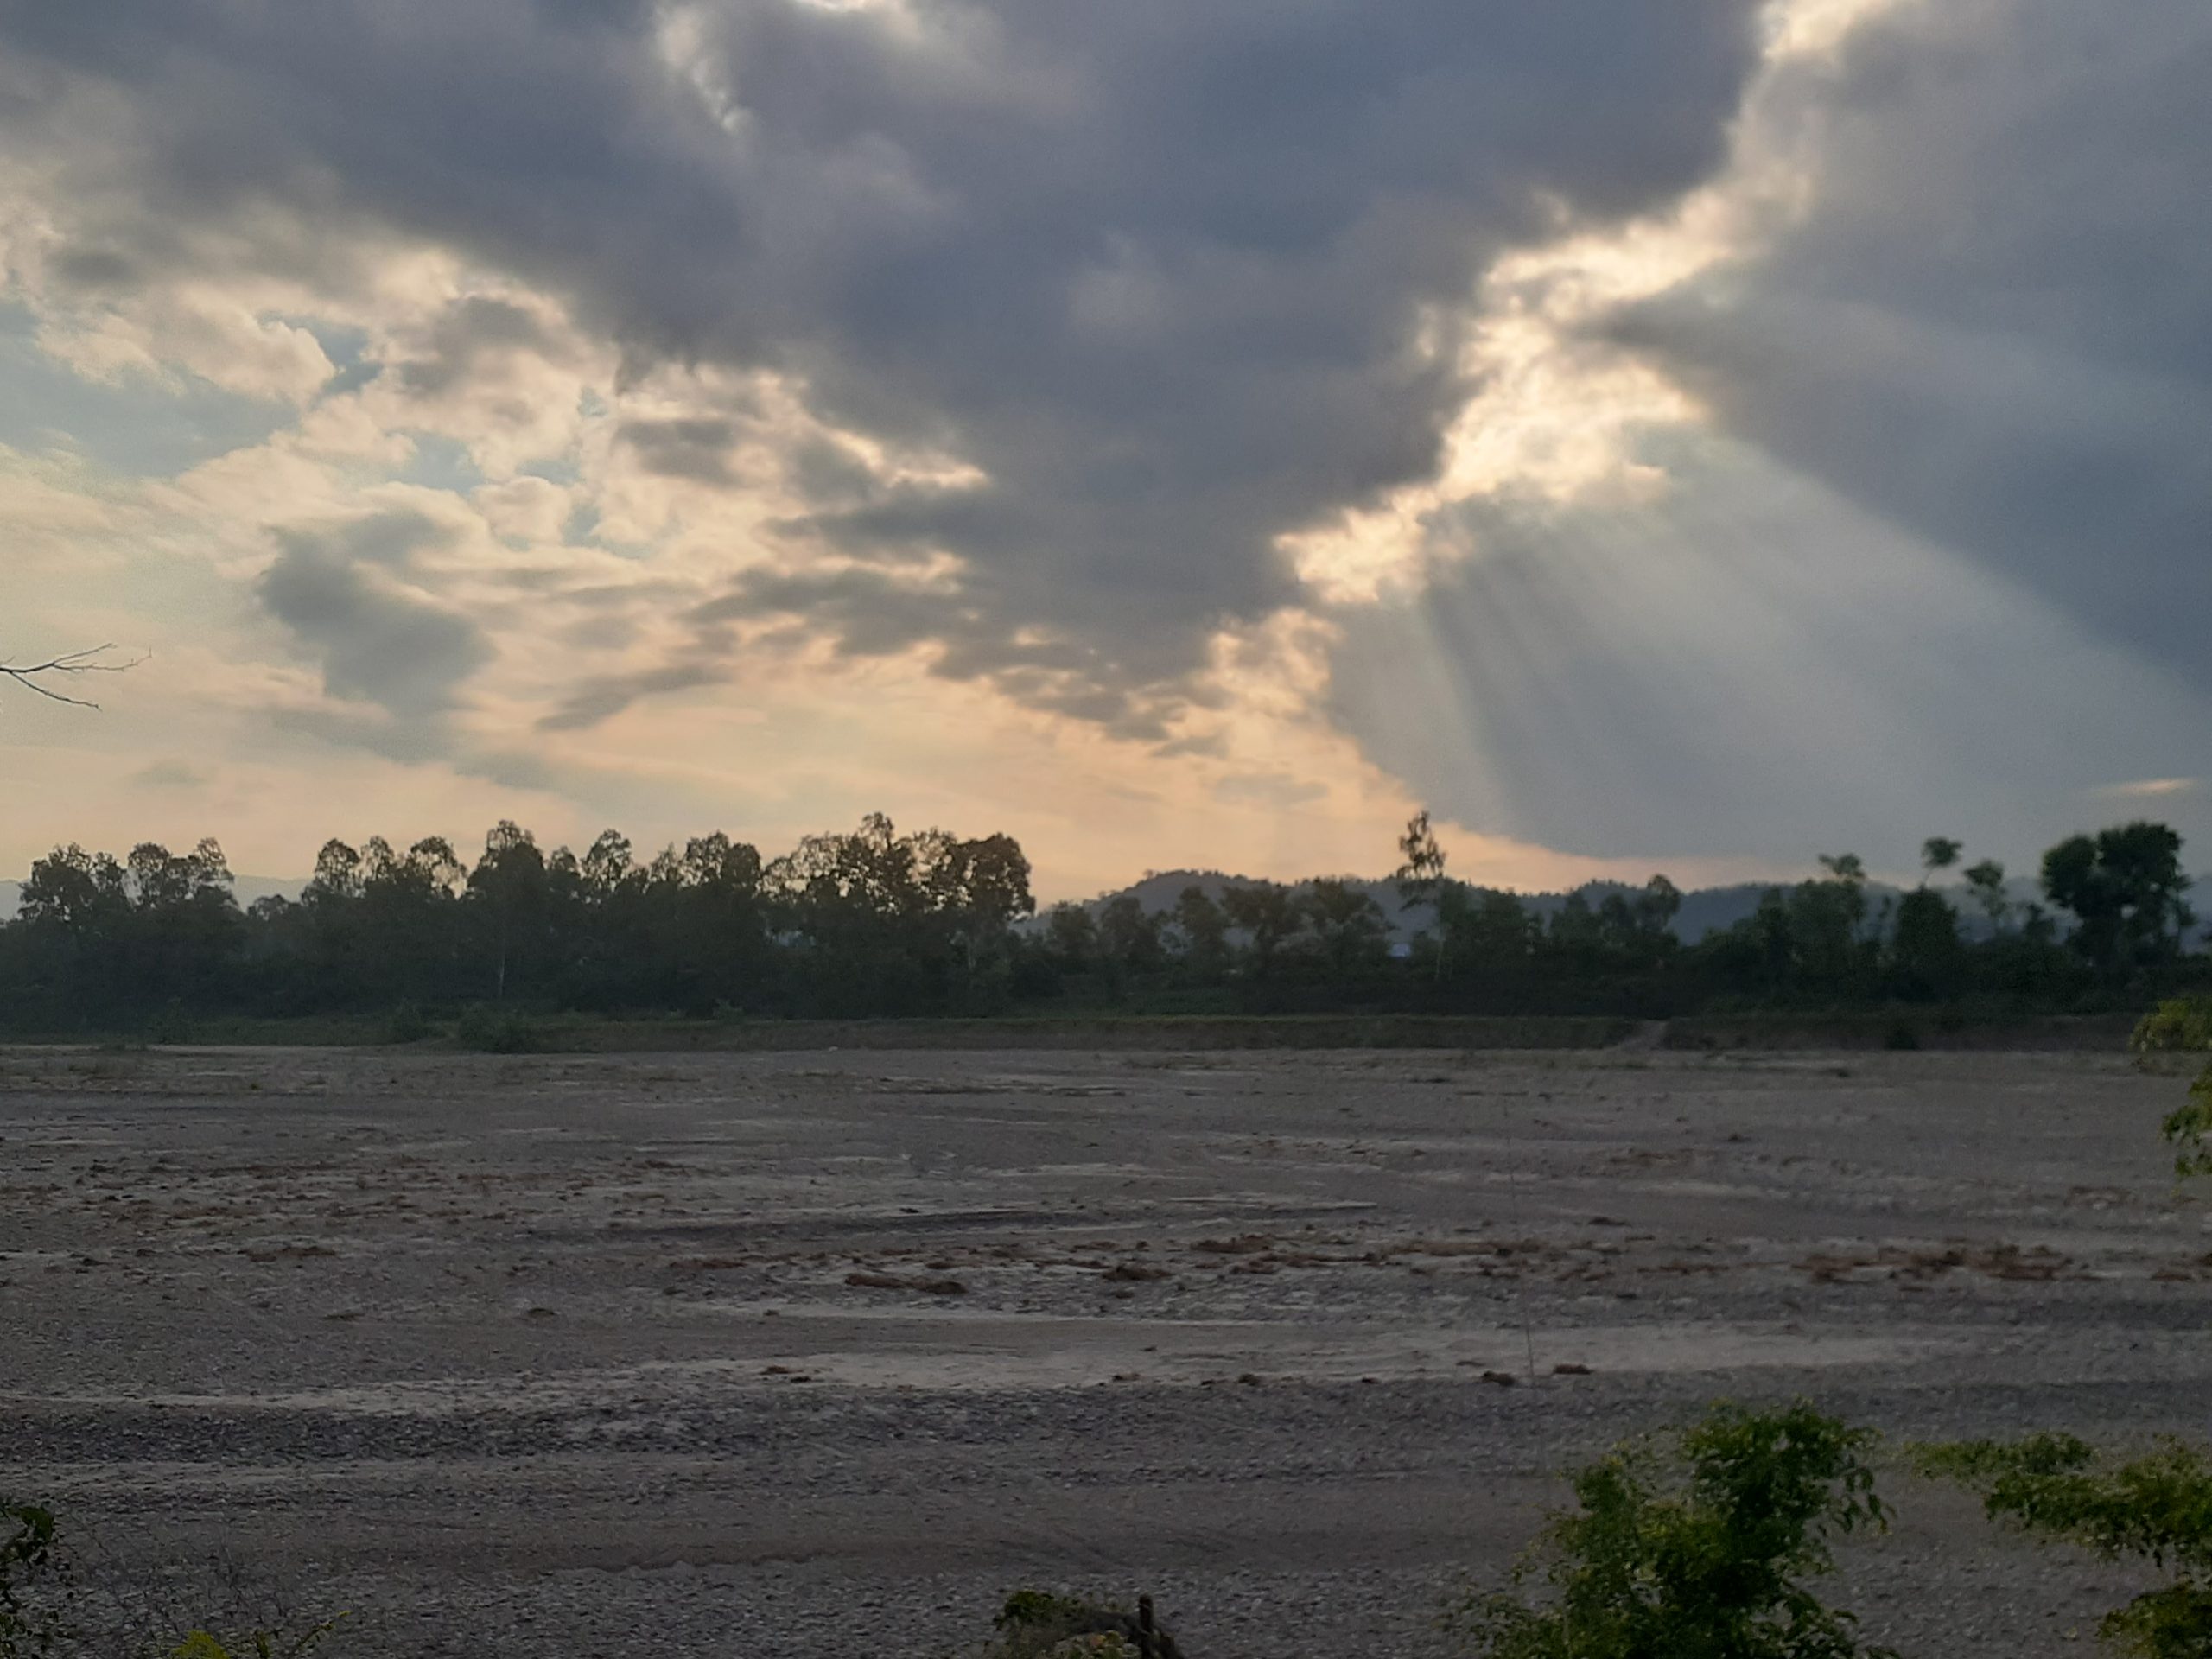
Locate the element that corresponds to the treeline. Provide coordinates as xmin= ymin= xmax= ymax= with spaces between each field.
xmin=1040 ymin=823 xmax=2203 ymax=1015
xmin=0 ymin=813 xmax=2202 ymax=1032
xmin=0 ymin=814 xmax=1033 ymax=1026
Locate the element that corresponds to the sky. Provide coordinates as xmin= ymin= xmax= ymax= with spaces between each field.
xmin=1 ymin=0 xmax=2205 ymax=901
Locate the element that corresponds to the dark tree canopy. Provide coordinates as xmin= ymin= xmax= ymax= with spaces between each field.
xmin=0 ymin=817 xmax=2201 ymax=1033
xmin=2041 ymin=821 xmax=2195 ymax=975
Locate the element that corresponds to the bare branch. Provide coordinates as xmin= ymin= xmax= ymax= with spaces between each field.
xmin=0 ymin=644 xmax=144 ymax=709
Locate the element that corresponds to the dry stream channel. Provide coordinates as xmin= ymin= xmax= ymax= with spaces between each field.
xmin=3 ymin=1046 xmax=2206 ymax=1656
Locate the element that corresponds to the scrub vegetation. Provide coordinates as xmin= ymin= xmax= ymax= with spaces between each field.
xmin=24 ymin=1407 xmax=2212 ymax=1658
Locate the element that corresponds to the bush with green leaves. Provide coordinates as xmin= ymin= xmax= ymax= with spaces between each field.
xmin=168 ymin=1623 xmax=341 ymax=1659
xmin=1 ymin=1497 xmax=340 ymax=1659
xmin=985 ymin=1591 xmax=1181 ymax=1659
xmin=2136 ymin=997 xmax=2212 ymax=1055
xmin=454 ymin=1004 xmax=554 ymax=1053
xmin=2162 ymin=1073 xmax=2212 ymax=1178
xmin=1 ymin=1502 xmax=67 ymax=1659
xmin=1916 ymin=1433 xmax=2212 ymax=1659
xmin=1451 ymin=1401 xmax=1895 ymax=1659
xmin=2140 ymin=995 xmax=2212 ymax=1178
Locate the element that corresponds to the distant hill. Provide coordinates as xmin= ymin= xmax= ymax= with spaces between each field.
xmin=1049 ymin=868 xmax=2212 ymax=947
xmin=1046 ymin=868 xmax=1789 ymax=944
xmin=1046 ymin=869 xmax=1796 ymax=944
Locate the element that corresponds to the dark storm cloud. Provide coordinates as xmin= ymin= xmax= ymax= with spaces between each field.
xmin=538 ymin=659 xmax=726 ymax=732
xmin=257 ymin=514 xmax=493 ymax=718
xmin=1610 ymin=0 xmax=2212 ymax=691
xmin=616 ymin=416 xmax=741 ymax=485
xmin=50 ymin=247 xmax=140 ymax=293
xmin=690 ymin=562 xmax=1187 ymax=738
xmin=1 ymin=0 xmax=1764 ymax=726
xmin=395 ymin=295 xmax=553 ymax=397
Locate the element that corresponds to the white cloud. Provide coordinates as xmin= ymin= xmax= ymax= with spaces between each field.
xmin=0 ymin=0 xmax=2203 ymax=893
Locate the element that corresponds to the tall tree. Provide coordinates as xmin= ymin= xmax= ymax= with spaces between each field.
xmin=1395 ymin=810 xmax=1450 ymax=980
xmin=16 ymin=844 xmax=130 ymax=933
xmin=1221 ymin=883 xmax=1302 ymax=980
xmin=1303 ymin=879 xmax=1389 ymax=980
xmin=469 ymin=821 xmax=550 ymax=1000
xmin=1594 ymin=876 xmax=1682 ymax=973
xmin=1045 ymin=902 xmax=1099 ymax=969
xmin=1096 ymin=894 xmax=1164 ymax=977
xmin=1891 ymin=887 xmax=1963 ymax=1000
xmin=2042 ymin=822 xmax=2193 ymax=974
xmin=1169 ymin=886 xmax=1230 ymax=981
xmin=1962 ymin=859 xmax=2011 ymax=935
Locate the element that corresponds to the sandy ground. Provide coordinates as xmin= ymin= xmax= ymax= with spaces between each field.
xmin=3 ymin=1044 xmax=2206 ymax=1656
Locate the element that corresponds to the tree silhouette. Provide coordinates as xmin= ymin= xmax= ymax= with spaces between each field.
xmin=1169 ymin=886 xmax=1230 ymax=981
xmin=1221 ymin=883 xmax=1302 ymax=980
xmin=0 ymin=813 xmax=2198 ymax=1032
xmin=1962 ymin=859 xmax=2011 ymax=934
xmin=2043 ymin=822 xmax=2194 ymax=974
xmin=1394 ymin=810 xmax=1449 ymax=979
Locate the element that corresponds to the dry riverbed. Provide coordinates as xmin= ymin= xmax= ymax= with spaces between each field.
xmin=2 ymin=1045 xmax=2204 ymax=1656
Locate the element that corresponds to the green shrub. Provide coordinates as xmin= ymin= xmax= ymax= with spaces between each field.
xmin=170 ymin=1620 xmax=342 ymax=1659
xmin=3 ymin=1497 xmax=341 ymax=1659
xmin=454 ymin=1005 xmax=550 ymax=1054
xmin=1915 ymin=1433 xmax=2212 ymax=1658
xmin=986 ymin=1591 xmax=1181 ymax=1659
xmin=2137 ymin=998 xmax=2212 ymax=1178
xmin=2136 ymin=998 xmax=2212 ymax=1054
xmin=1451 ymin=1401 xmax=1894 ymax=1659
xmin=1 ymin=1500 xmax=65 ymax=1659
xmin=2162 ymin=1067 xmax=2212 ymax=1178
xmin=379 ymin=1003 xmax=432 ymax=1045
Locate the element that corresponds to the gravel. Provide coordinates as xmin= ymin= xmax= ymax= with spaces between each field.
xmin=2 ymin=1043 xmax=2204 ymax=1656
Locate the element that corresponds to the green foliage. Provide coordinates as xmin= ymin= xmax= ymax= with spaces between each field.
xmin=2043 ymin=823 xmax=2196 ymax=976
xmin=1220 ymin=882 xmax=1303 ymax=980
xmin=169 ymin=1618 xmax=342 ymax=1659
xmin=1452 ymin=1402 xmax=1894 ymax=1659
xmin=1397 ymin=810 xmax=1451 ymax=980
xmin=2138 ymin=997 xmax=2212 ymax=1177
xmin=996 ymin=1591 xmax=1106 ymax=1634
xmin=987 ymin=1591 xmax=1177 ymax=1659
xmin=454 ymin=1005 xmax=554 ymax=1054
xmin=1 ymin=1501 xmax=63 ymax=1659
xmin=0 ymin=815 xmax=2201 ymax=1028
xmin=1914 ymin=1433 xmax=2212 ymax=1657
xmin=2162 ymin=1067 xmax=2212 ymax=1179
xmin=1887 ymin=889 xmax=1963 ymax=1000
xmin=1301 ymin=878 xmax=1390 ymax=978
xmin=1962 ymin=859 xmax=2012 ymax=932
xmin=1 ymin=1497 xmax=344 ymax=1659
xmin=2138 ymin=997 xmax=2212 ymax=1054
